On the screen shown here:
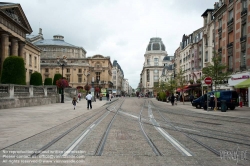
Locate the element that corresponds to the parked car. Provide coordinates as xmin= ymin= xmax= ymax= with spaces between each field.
xmin=192 ymin=90 xmax=239 ymax=110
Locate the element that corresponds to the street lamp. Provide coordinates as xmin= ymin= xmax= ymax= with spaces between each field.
xmin=57 ymin=56 xmax=67 ymax=103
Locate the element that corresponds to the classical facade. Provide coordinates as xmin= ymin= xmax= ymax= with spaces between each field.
xmin=28 ymin=31 xmax=89 ymax=88
xmin=140 ymin=37 xmax=168 ymax=96
xmin=0 ymin=3 xmax=40 ymax=84
xmin=87 ymin=54 xmax=113 ymax=92
xmin=159 ymin=56 xmax=174 ymax=83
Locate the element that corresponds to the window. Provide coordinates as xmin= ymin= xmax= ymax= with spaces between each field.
xmin=153 ymin=70 xmax=159 ymax=82
xmin=78 ymin=75 xmax=82 ymax=83
xmin=228 ymin=56 xmax=233 ymax=69
xmin=78 ymin=69 xmax=82 ymax=73
xmin=219 ymin=19 xmax=222 ymax=28
xmin=45 ymin=68 xmax=49 ymax=72
xmin=242 ymin=23 xmax=246 ymax=37
xmin=154 ymin=58 xmax=159 ymax=66
xmin=228 ymin=10 xmax=233 ymax=21
xmin=96 ymin=72 xmax=100 ymax=82
xmin=147 ymin=59 xmax=150 ymax=65
xmin=205 ymin=51 xmax=208 ymax=62
xmin=242 ymin=0 xmax=247 ymax=9
xmin=240 ymin=52 xmax=246 ymax=66
xmin=147 ymin=69 xmax=150 ymax=82
xmin=29 ymin=54 xmax=32 ymax=66
xmin=56 ymin=68 xmax=59 ymax=74
xmin=66 ymin=75 xmax=70 ymax=82
xmin=34 ymin=57 xmax=37 ymax=68
xmin=67 ymin=69 xmax=70 ymax=73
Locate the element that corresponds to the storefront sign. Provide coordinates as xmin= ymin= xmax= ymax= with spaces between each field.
xmin=231 ymin=75 xmax=249 ymax=80
xmin=228 ymin=73 xmax=250 ymax=86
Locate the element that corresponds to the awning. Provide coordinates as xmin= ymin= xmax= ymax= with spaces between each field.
xmin=235 ymin=78 xmax=250 ymax=88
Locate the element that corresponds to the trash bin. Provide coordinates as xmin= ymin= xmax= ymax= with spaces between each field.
xmin=221 ymin=100 xmax=227 ymax=112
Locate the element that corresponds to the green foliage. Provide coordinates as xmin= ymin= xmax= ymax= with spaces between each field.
xmin=44 ymin=78 xmax=52 ymax=85
xmin=1 ymin=56 xmax=26 ymax=85
xmin=30 ymin=72 xmax=42 ymax=86
xmin=158 ymin=91 xmax=166 ymax=101
xmin=202 ymin=52 xmax=231 ymax=90
xmin=53 ymin=74 xmax=62 ymax=85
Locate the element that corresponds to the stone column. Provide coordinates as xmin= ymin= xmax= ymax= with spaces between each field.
xmin=18 ymin=41 xmax=25 ymax=58
xmin=11 ymin=38 xmax=18 ymax=56
xmin=1 ymin=34 xmax=9 ymax=73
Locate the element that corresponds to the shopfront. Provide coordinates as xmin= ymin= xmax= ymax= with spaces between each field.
xmin=228 ymin=73 xmax=250 ymax=107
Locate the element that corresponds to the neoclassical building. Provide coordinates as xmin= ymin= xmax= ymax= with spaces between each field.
xmin=28 ymin=30 xmax=113 ymax=91
xmin=0 ymin=3 xmax=41 ymax=84
xmin=112 ymin=60 xmax=124 ymax=96
xmin=140 ymin=37 xmax=168 ymax=96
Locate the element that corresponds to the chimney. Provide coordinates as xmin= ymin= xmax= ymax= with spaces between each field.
xmin=39 ymin=28 xmax=43 ymax=35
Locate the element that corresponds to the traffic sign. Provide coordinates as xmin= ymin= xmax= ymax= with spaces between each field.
xmin=204 ymin=77 xmax=212 ymax=85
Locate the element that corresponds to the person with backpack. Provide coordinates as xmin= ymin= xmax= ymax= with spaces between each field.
xmin=72 ymin=97 xmax=78 ymax=110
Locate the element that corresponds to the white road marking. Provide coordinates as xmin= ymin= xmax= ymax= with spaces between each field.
xmin=62 ymin=129 xmax=90 ymax=156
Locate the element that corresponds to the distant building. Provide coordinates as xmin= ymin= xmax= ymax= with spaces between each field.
xmin=140 ymin=37 xmax=168 ymax=97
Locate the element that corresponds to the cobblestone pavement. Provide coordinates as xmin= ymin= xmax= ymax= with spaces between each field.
xmin=0 ymin=97 xmax=249 ymax=165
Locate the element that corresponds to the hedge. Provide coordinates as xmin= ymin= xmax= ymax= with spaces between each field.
xmin=1 ymin=56 xmax=26 ymax=85
xmin=30 ymin=72 xmax=42 ymax=86
xmin=44 ymin=78 xmax=52 ymax=85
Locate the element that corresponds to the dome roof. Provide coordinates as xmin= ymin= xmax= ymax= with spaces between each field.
xmin=33 ymin=35 xmax=76 ymax=47
xmin=146 ymin=37 xmax=165 ymax=51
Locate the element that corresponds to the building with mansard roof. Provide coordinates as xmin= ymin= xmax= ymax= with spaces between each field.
xmin=140 ymin=37 xmax=168 ymax=97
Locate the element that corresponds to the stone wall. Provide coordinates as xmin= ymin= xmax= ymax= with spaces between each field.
xmin=0 ymin=84 xmax=59 ymax=109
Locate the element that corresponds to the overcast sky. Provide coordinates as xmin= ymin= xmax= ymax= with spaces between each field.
xmin=7 ymin=0 xmax=215 ymax=89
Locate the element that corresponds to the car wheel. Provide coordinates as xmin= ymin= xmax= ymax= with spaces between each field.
xmin=196 ymin=104 xmax=201 ymax=109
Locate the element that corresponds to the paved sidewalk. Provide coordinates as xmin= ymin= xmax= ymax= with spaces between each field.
xmin=0 ymin=98 xmax=109 ymax=150
xmin=164 ymin=100 xmax=250 ymax=119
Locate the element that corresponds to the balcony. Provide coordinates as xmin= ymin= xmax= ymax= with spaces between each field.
xmin=227 ymin=42 xmax=233 ymax=48
xmin=241 ymin=8 xmax=247 ymax=16
xmin=218 ymin=27 xmax=222 ymax=33
xmin=240 ymin=36 xmax=247 ymax=42
xmin=240 ymin=65 xmax=246 ymax=71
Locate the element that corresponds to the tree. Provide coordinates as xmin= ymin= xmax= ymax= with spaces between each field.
xmin=84 ymin=84 xmax=91 ymax=93
xmin=1 ymin=56 xmax=26 ymax=85
xmin=30 ymin=72 xmax=42 ymax=86
xmin=56 ymin=79 xmax=69 ymax=88
xmin=53 ymin=74 xmax=62 ymax=85
xmin=176 ymin=69 xmax=187 ymax=104
xmin=202 ymin=52 xmax=231 ymax=91
xmin=44 ymin=78 xmax=53 ymax=85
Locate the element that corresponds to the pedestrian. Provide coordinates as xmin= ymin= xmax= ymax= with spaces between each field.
xmin=106 ymin=93 xmax=109 ymax=101
xmin=78 ymin=92 xmax=81 ymax=101
xmin=72 ymin=97 xmax=78 ymax=110
xmin=171 ymin=94 xmax=175 ymax=106
xmin=109 ymin=93 xmax=112 ymax=101
xmin=189 ymin=94 xmax=194 ymax=104
xmin=86 ymin=92 xmax=92 ymax=109
xmin=210 ymin=93 xmax=215 ymax=110
xmin=99 ymin=93 xmax=103 ymax=101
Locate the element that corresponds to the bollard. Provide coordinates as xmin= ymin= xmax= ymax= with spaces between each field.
xmin=240 ymin=101 xmax=243 ymax=107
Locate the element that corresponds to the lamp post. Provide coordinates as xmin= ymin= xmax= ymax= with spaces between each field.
xmin=57 ymin=56 xmax=67 ymax=103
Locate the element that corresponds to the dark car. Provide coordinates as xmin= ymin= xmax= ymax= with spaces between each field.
xmin=192 ymin=90 xmax=239 ymax=110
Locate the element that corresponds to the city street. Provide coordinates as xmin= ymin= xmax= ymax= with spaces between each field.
xmin=0 ymin=97 xmax=249 ymax=165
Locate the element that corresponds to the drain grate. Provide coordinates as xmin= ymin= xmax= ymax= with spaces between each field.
xmin=195 ymin=121 xmax=222 ymax=125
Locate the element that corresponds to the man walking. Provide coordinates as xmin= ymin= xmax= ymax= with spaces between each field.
xmin=86 ymin=92 xmax=92 ymax=109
